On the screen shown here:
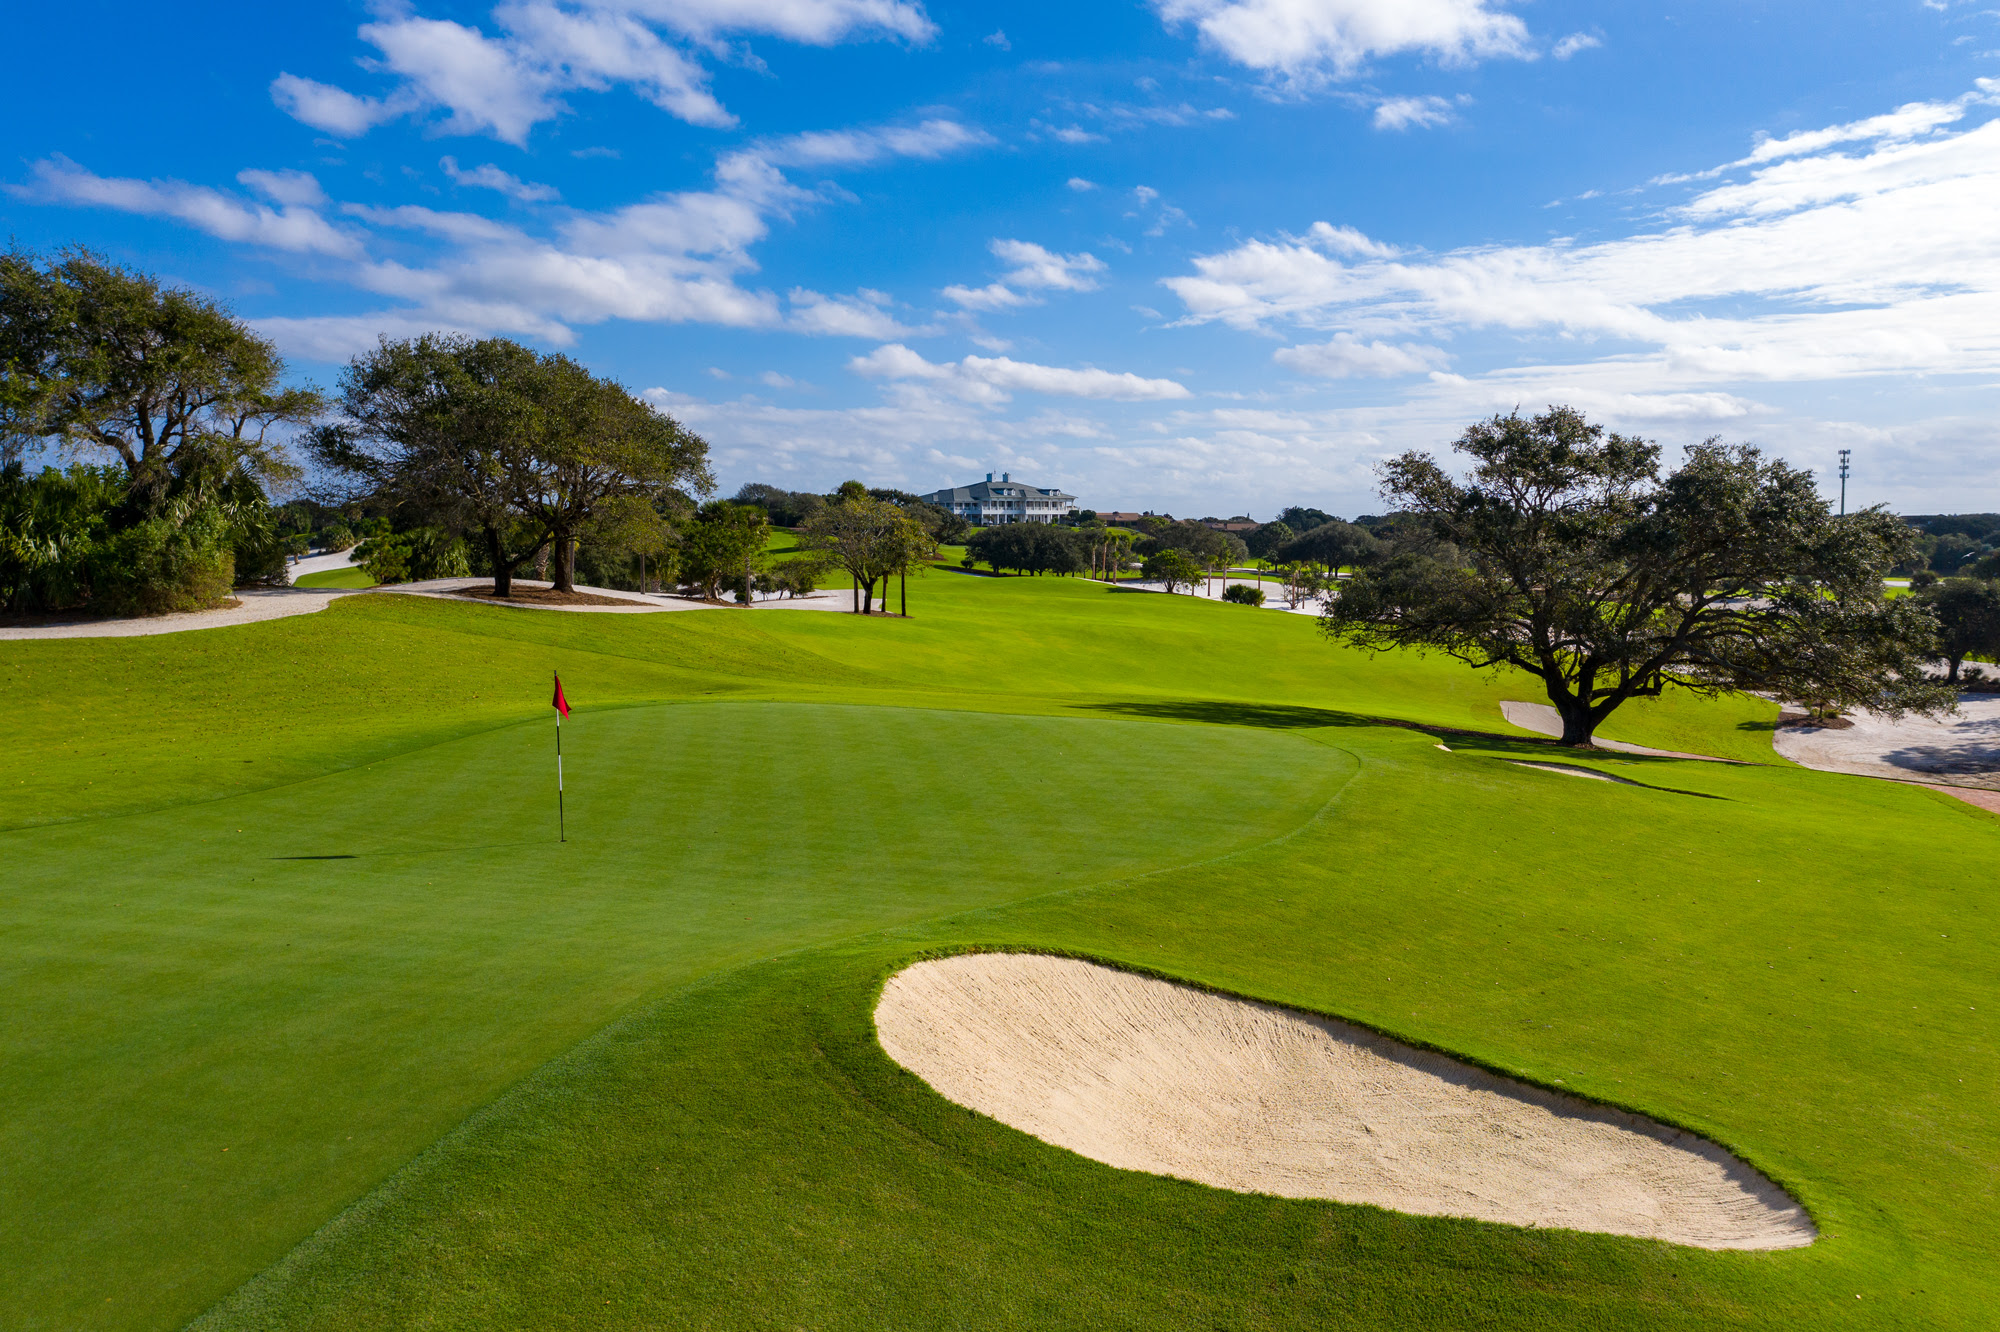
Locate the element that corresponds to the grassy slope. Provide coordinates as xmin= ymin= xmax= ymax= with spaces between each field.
xmin=292 ymin=567 xmax=373 ymax=589
xmin=5 ymin=574 xmax=1988 ymax=1329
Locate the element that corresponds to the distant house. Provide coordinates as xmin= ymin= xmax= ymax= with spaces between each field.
xmin=1096 ymin=511 xmax=1151 ymax=525
xmin=1201 ymin=517 xmax=1260 ymax=533
xmin=922 ymin=473 xmax=1077 ymax=525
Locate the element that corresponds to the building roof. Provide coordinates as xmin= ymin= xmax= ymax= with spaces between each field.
xmin=923 ymin=478 xmax=1076 ymax=504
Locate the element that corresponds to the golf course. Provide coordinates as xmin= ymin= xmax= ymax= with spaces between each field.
xmin=4 ymin=571 xmax=1993 ymax=1330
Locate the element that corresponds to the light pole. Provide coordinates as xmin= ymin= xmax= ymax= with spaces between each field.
xmin=1838 ymin=449 xmax=1851 ymax=516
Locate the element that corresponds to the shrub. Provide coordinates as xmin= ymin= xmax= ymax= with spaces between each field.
xmin=88 ymin=512 xmax=235 ymax=616
xmin=1221 ymin=583 xmax=1266 ymax=606
xmin=352 ymin=527 xmax=470 ymax=585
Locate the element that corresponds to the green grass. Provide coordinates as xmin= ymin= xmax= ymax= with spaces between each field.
xmin=293 ymin=566 xmax=373 ymax=589
xmin=3 ymin=572 xmax=1994 ymax=1330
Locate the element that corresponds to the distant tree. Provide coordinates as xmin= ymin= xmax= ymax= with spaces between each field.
xmin=511 ymin=356 xmax=713 ymax=593
xmin=802 ymin=492 xmax=927 ymax=613
xmin=1138 ymin=519 xmax=1245 ymax=567
xmin=1276 ymin=519 xmax=1380 ymax=570
xmin=1274 ymin=560 xmax=1331 ymax=610
xmin=732 ymin=482 xmax=824 ymax=528
xmin=1323 ymin=406 xmax=1953 ymax=745
xmin=1143 ymin=547 xmax=1204 ymax=594
xmin=1916 ymin=578 xmax=2000 ymax=682
xmin=0 ymin=247 xmax=317 ymax=511
xmin=965 ymin=523 xmax=1083 ymax=577
xmin=352 ymin=526 xmax=470 ymax=585
xmin=1276 ymin=505 xmax=1336 ymax=534
xmin=1244 ymin=520 xmax=1293 ymax=558
xmin=1221 ymin=583 xmax=1266 ymax=606
xmin=678 ymin=500 xmax=768 ymax=601
xmin=1078 ymin=525 xmax=1135 ymax=581
xmin=313 ymin=335 xmax=554 ymax=597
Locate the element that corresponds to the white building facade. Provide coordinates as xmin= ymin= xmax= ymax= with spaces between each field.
xmin=921 ymin=473 xmax=1077 ymax=525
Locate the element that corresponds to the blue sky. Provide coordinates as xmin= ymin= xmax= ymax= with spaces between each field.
xmin=7 ymin=0 xmax=1999 ymax=517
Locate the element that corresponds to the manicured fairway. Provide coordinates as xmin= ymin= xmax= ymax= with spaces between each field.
xmin=292 ymin=567 xmax=373 ymax=589
xmin=3 ymin=573 xmax=1993 ymax=1330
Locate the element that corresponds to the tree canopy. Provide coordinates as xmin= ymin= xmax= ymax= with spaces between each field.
xmin=1322 ymin=406 xmax=1952 ymax=745
xmin=1915 ymin=577 xmax=2000 ymax=682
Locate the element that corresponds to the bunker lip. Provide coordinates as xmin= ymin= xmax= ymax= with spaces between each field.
xmin=876 ymin=952 xmax=1816 ymax=1251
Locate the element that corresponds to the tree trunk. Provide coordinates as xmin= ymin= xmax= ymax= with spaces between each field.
xmin=1947 ymin=654 xmax=1964 ymax=683
xmin=487 ymin=528 xmax=512 ymax=597
xmin=552 ymin=533 xmax=576 ymax=592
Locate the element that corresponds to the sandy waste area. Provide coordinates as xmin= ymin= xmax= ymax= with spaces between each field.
xmin=876 ymin=953 xmax=1814 ymax=1250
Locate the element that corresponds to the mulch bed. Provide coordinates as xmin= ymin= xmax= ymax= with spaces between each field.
xmin=448 ymin=586 xmax=655 ymax=608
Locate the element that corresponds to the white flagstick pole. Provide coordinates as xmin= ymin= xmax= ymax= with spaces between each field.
xmin=555 ymin=674 xmax=566 ymax=844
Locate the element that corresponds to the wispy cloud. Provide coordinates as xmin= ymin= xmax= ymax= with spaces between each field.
xmin=850 ymin=343 xmax=1192 ymax=401
xmin=943 ymin=239 xmax=1107 ymax=311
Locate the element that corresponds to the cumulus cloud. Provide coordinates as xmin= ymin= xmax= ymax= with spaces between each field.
xmin=943 ymin=238 xmax=1107 ymax=311
xmin=441 ymin=156 xmax=560 ymax=202
xmin=270 ymin=0 xmax=934 ymax=144
xmin=1274 ymin=333 xmax=1449 ymax=377
xmin=268 ymin=74 xmax=411 ymax=137
xmin=1154 ymin=0 xmax=1532 ymax=86
xmin=785 ymin=287 xmax=923 ymax=337
xmin=1372 ymin=94 xmax=1455 ymax=130
xmin=15 ymin=158 xmax=362 ymax=258
xmin=1068 ymin=177 xmax=1098 ymax=191
xmin=850 ymin=344 xmax=1191 ymax=402
xmin=1162 ymin=85 xmax=2000 ymax=411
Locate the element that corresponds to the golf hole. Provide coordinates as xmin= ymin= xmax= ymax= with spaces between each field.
xmin=876 ymin=953 xmax=1815 ymax=1250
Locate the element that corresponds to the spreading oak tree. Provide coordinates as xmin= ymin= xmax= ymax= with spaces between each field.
xmin=1322 ymin=407 xmax=1951 ymax=745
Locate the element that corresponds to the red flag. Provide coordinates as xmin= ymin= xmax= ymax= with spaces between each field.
xmin=552 ymin=673 xmax=571 ymax=718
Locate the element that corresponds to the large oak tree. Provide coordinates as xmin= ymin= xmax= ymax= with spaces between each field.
xmin=1322 ymin=407 xmax=1951 ymax=745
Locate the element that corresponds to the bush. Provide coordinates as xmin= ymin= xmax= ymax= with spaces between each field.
xmin=88 ymin=512 xmax=235 ymax=616
xmin=352 ymin=527 xmax=470 ymax=585
xmin=1221 ymin=583 xmax=1266 ymax=606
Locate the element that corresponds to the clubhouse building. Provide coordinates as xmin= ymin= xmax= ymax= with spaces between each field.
xmin=921 ymin=473 xmax=1077 ymax=525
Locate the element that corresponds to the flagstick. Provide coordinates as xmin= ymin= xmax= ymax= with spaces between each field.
xmin=556 ymin=695 xmax=565 ymax=844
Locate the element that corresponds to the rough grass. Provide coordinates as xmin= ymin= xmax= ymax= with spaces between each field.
xmin=4 ymin=571 xmax=1990 ymax=1330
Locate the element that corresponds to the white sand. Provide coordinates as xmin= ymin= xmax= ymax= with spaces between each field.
xmin=1772 ymin=693 xmax=2000 ymax=791
xmin=0 ymin=586 xmax=364 ymax=640
xmin=1507 ymin=760 xmax=1639 ymax=786
xmin=876 ymin=953 xmax=1814 ymax=1250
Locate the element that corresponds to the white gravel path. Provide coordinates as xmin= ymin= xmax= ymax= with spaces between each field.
xmin=1772 ymin=693 xmax=2000 ymax=791
xmin=0 ymin=576 xmax=853 ymax=640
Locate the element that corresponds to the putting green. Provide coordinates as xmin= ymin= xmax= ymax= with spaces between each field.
xmin=3 ymin=573 xmax=1993 ymax=1330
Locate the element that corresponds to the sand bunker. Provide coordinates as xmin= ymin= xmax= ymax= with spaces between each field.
xmin=876 ymin=953 xmax=1814 ymax=1250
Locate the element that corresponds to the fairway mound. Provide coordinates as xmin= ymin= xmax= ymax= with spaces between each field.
xmin=1499 ymin=701 xmax=1739 ymax=763
xmin=876 ymin=953 xmax=1815 ymax=1250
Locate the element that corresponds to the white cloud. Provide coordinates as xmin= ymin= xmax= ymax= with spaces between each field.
xmin=747 ymin=118 xmax=992 ymax=169
xmin=1274 ymin=333 xmax=1450 ymax=377
xmin=268 ymin=74 xmax=410 ymax=137
xmin=1159 ymin=85 xmax=2000 ymax=431
xmin=984 ymin=28 xmax=1010 ymax=49
xmin=1068 ymin=177 xmax=1098 ymax=191
xmin=1154 ymin=0 xmax=1532 ymax=85
xmin=613 ymin=0 xmax=935 ymax=45
xmin=440 ymin=156 xmax=560 ymax=202
xmin=1372 ymin=94 xmax=1455 ymax=130
xmin=1551 ymin=31 xmax=1600 ymax=60
xmin=851 ymin=344 xmax=1191 ymax=402
xmin=17 ymin=158 xmax=362 ymax=258
xmin=236 ymin=168 xmax=328 ymax=208
xmin=943 ymin=238 xmax=1107 ymax=311
xmin=785 ymin=287 xmax=922 ymax=337
xmin=270 ymin=0 xmax=935 ymax=144
xmin=1051 ymin=125 xmax=1107 ymax=144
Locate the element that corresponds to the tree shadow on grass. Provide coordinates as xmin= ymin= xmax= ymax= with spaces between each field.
xmin=1079 ymin=700 xmax=1389 ymax=731
xmin=1076 ymin=700 xmax=1731 ymax=798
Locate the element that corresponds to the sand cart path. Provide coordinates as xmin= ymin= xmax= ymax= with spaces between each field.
xmin=1773 ymin=692 xmax=2000 ymax=794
